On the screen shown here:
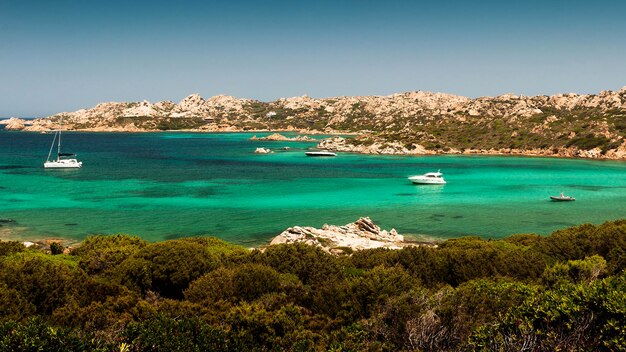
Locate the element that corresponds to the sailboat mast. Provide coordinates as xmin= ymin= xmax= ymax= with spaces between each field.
xmin=58 ymin=130 xmax=62 ymax=156
xmin=46 ymin=131 xmax=58 ymax=162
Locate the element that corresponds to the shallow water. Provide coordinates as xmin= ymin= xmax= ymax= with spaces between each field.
xmin=0 ymin=130 xmax=625 ymax=245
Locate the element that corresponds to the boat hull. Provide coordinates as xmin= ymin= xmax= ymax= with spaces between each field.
xmin=44 ymin=160 xmax=82 ymax=169
xmin=305 ymin=151 xmax=336 ymax=157
xmin=409 ymin=177 xmax=446 ymax=184
xmin=550 ymin=196 xmax=575 ymax=201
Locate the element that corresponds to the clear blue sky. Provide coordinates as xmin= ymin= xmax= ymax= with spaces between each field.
xmin=1 ymin=0 xmax=625 ymax=117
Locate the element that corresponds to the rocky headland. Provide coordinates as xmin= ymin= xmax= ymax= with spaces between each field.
xmin=5 ymin=87 xmax=626 ymax=159
xmin=269 ymin=217 xmax=423 ymax=254
xmin=0 ymin=117 xmax=28 ymax=130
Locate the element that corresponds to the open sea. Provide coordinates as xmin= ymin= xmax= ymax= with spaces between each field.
xmin=1 ymin=128 xmax=625 ymax=245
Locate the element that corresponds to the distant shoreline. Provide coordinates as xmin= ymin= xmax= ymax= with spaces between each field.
xmin=2 ymin=87 xmax=625 ymax=160
xmin=2 ymin=126 xmax=624 ymax=161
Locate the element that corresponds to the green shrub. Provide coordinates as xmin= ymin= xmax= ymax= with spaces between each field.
xmin=121 ymin=314 xmax=244 ymax=352
xmin=185 ymin=264 xmax=282 ymax=303
xmin=255 ymin=243 xmax=343 ymax=285
xmin=0 ymin=241 xmax=25 ymax=257
xmin=72 ymin=234 xmax=147 ymax=275
xmin=0 ymin=254 xmax=84 ymax=315
xmin=349 ymin=265 xmax=419 ymax=318
xmin=565 ymin=133 xmax=611 ymax=150
xmin=466 ymin=272 xmax=626 ymax=351
xmin=542 ymin=255 xmax=607 ymax=286
xmin=114 ymin=237 xmax=246 ymax=298
xmin=535 ymin=220 xmax=626 ymax=273
xmin=0 ymin=283 xmax=36 ymax=322
xmin=0 ymin=318 xmax=107 ymax=352
xmin=50 ymin=242 xmax=64 ymax=255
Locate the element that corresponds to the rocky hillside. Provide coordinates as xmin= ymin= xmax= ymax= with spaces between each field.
xmin=6 ymin=87 xmax=626 ymax=159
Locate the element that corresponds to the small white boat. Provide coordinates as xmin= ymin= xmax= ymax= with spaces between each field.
xmin=408 ymin=170 xmax=446 ymax=184
xmin=305 ymin=151 xmax=336 ymax=157
xmin=550 ymin=193 xmax=575 ymax=201
xmin=44 ymin=130 xmax=82 ymax=169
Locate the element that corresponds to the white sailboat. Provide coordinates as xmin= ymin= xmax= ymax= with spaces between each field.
xmin=44 ymin=130 xmax=82 ymax=168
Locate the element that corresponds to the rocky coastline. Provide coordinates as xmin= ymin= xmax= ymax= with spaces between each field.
xmin=3 ymin=87 xmax=626 ymax=160
xmin=2 ymin=217 xmax=429 ymax=256
xmin=317 ymin=136 xmax=626 ymax=159
xmin=5 ymin=121 xmax=625 ymax=160
xmin=0 ymin=219 xmax=75 ymax=254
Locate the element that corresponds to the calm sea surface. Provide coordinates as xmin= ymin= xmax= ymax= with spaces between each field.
xmin=1 ymin=129 xmax=625 ymax=245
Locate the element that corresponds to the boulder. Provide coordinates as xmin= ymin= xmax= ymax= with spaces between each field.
xmin=254 ymin=147 xmax=272 ymax=154
xmin=270 ymin=217 xmax=417 ymax=253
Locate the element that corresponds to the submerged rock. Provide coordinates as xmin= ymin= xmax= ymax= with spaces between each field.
xmin=270 ymin=217 xmax=417 ymax=254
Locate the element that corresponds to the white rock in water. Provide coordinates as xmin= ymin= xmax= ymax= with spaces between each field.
xmin=254 ymin=147 xmax=272 ymax=154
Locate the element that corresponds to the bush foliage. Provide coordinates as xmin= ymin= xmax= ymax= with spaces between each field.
xmin=0 ymin=220 xmax=624 ymax=350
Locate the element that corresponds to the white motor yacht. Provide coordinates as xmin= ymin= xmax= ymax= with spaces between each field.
xmin=408 ymin=170 xmax=446 ymax=184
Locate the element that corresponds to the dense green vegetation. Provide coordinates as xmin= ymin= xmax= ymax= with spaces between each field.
xmin=342 ymin=107 xmax=625 ymax=153
xmin=230 ymin=101 xmax=625 ymax=153
xmin=0 ymin=221 xmax=625 ymax=351
xmin=108 ymin=116 xmax=207 ymax=130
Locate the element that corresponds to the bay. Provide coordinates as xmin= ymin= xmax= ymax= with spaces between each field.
xmin=0 ymin=129 xmax=625 ymax=245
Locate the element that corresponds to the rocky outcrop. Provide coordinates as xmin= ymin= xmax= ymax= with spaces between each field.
xmin=1 ymin=117 xmax=27 ymax=130
xmin=604 ymin=141 xmax=626 ymax=159
xmin=318 ymin=136 xmax=433 ymax=155
xmin=270 ymin=217 xmax=418 ymax=254
xmin=250 ymin=133 xmax=316 ymax=141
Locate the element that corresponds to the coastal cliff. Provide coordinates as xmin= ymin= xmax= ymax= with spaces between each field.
xmin=6 ymin=87 xmax=626 ymax=159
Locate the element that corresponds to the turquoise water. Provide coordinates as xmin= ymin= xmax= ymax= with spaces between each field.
xmin=0 ymin=129 xmax=625 ymax=245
